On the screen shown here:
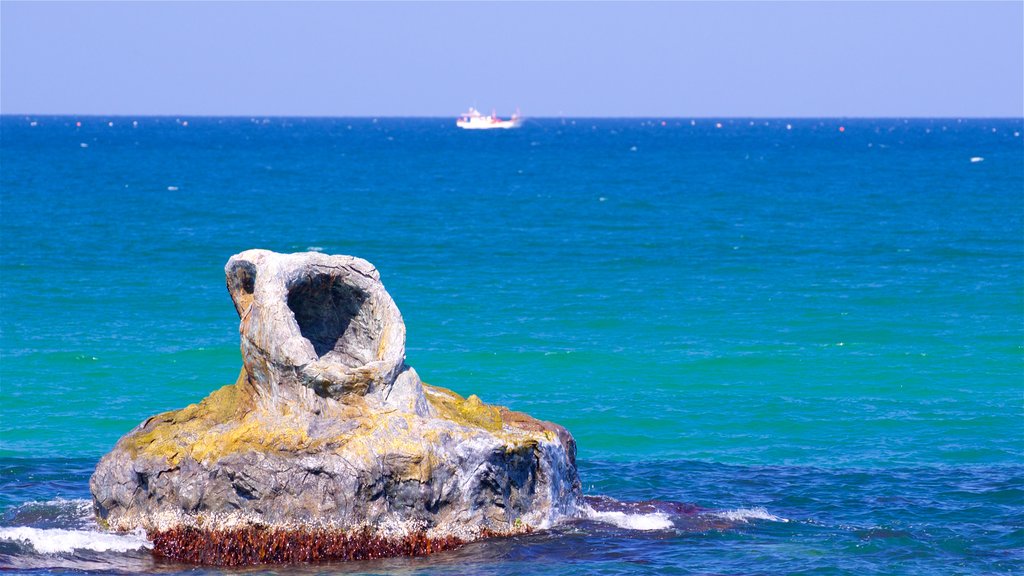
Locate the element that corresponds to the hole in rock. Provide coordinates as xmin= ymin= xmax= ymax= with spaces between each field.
xmin=226 ymin=261 xmax=257 ymax=315
xmin=287 ymin=273 xmax=379 ymax=366
xmin=230 ymin=264 xmax=256 ymax=296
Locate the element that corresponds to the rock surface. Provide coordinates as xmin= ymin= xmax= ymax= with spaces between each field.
xmin=90 ymin=250 xmax=581 ymax=564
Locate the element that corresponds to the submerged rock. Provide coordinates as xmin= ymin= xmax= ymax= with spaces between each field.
xmin=90 ymin=250 xmax=581 ymax=564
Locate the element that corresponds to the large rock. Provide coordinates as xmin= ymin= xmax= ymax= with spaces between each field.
xmin=90 ymin=250 xmax=581 ymax=564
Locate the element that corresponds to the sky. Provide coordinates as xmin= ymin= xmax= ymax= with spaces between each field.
xmin=1 ymin=1 xmax=1022 ymax=117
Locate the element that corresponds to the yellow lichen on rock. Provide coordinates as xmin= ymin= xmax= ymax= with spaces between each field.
xmin=422 ymin=384 xmax=503 ymax=433
xmin=189 ymin=411 xmax=318 ymax=464
xmin=122 ymin=369 xmax=562 ymax=471
xmin=343 ymin=418 xmax=439 ymax=484
xmin=126 ymin=369 xmax=256 ymax=464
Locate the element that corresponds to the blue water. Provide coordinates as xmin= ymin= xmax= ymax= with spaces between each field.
xmin=1 ymin=116 xmax=1022 ymax=574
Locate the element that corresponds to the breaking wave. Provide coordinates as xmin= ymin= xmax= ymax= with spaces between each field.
xmin=0 ymin=496 xmax=151 ymax=568
xmin=0 ymin=526 xmax=151 ymax=554
xmin=577 ymin=495 xmax=697 ymax=531
xmin=577 ymin=495 xmax=788 ymax=532
xmin=713 ymin=507 xmax=788 ymax=523
xmin=582 ymin=508 xmax=674 ymax=531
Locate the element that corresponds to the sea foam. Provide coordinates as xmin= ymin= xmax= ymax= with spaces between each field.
xmin=713 ymin=507 xmax=788 ymax=523
xmin=582 ymin=507 xmax=674 ymax=531
xmin=0 ymin=526 xmax=151 ymax=554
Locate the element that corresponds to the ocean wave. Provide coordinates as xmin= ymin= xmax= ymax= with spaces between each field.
xmin=12 ymin=497 xmax=91 ymax=513
xmin=581 ymin=506 xmax=674 ymax=531
xmin=2 ymin=498 xmax=95 ymax=530
xmin=0 ymin=526 xmax=151 ymax=554
xmin=712 ymin=507 xmax=788 ymax=523
xmin=8 ymin=497 xmax=90 ymax=508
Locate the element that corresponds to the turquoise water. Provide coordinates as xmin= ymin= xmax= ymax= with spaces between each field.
xmin=1 ymin=116 xmax=1022 ymax=573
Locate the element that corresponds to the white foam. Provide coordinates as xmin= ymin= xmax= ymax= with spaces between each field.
xmin=713 ymin=507 xmax=788 ymax=523
xmin=583 ymin=507 xmax=673 ymax=531
xmin=0 ymin=526 xmax=151 ymax=554
xmin=22 ymin=497 xmax=91 ymax=510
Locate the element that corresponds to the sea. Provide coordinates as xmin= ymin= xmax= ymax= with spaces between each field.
xmin=1 ymin=116 xmax=1021 ymax=575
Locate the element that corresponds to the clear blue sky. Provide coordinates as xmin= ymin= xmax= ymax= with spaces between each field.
xmin=2 ymin=1 xmax=1021 ymax=117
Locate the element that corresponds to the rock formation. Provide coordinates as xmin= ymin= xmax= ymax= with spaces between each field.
xmin=90 ymin=250 xmax=581 ymax=565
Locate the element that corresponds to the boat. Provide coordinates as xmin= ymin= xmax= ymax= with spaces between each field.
xmin=456 ymin=107 xmax=522 ymax=130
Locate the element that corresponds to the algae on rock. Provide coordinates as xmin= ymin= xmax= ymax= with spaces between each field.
xmin=90 ymin=250 xmax=581 ymax=561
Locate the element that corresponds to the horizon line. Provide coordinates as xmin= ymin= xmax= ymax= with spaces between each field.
xmin=2 ymin=113 xmax=1023 ymax=121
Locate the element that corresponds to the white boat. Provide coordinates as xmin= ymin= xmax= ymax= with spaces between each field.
xmin=456 ymin=107 xmax=522 ymax=130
